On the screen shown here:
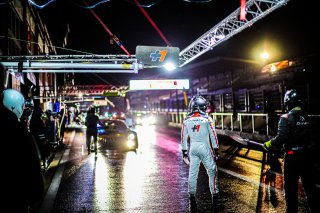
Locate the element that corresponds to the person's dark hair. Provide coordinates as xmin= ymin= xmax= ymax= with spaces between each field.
xmin=89 ymin=107 xmax=95 ymax=114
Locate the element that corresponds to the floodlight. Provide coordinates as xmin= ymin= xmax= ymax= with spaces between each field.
xmin=163 ymin=62 xmax=176 ymax=71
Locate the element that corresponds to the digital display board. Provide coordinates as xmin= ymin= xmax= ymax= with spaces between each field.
xmin=129 ymin=79 xmax=189 ymax=90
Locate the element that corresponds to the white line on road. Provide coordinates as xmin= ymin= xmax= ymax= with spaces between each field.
xmin=218 ymin=167 xmax=283 ymax=194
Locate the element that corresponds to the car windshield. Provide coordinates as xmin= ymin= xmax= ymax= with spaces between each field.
xmin=102 ymin=120 xmax=127 ymax=131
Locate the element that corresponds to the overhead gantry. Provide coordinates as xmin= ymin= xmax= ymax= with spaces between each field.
xmin=179 ymin=0 xmax=290 ymax=67
xmin=1 ymin=0 xmax=290 ymax=72
xmin=0 ymin=54 xmax=141 ymax=73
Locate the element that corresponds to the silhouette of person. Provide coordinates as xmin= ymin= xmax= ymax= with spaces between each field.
xmin=0 ymin=89 xmax=45 ymax=212
xmin=263 ymin=89 xmax=319 ymax=212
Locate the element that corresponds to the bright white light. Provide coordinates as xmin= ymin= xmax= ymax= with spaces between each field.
xmin=142 ymin=116 xmax=156 ymax=125
xmin=149 ymin=116 xmax=156 ymax=124
xmin=261 ymin=52 xmax=270 ymax=60
xmin=136 ymin=117 xmax=142 ymax=125
xmin=127 ymin=140 xmax=135 ymax=148
xmin=128 ymin=133 xmax=135 ymax=140
xmin=163 ymin=62 xmax=176 ymax=71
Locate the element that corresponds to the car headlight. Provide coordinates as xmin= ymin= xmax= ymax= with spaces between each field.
xmin=141 ymin=116 xmax=156 ymax=125
xmin=127 ymin=140 xmax=135 ymax=148
xmin=136 ymin=117 xmax=142 ymax=124
xmin=149 ymin=116 xmax=156 ymax=124
xmin=128 ymin=133 xmax=135 ymax=140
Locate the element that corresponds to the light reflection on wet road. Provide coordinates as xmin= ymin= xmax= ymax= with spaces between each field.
xmin=46 ymin=125 xmax=311 ymax=213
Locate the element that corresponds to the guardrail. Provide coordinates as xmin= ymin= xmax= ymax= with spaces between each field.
xmin=237 ymin=113 xmax=269 ymax=135
xmin=130 ymin=110 xmax=319 ymax=142
xmin=132 ymin=110 xmax=269 ymax=134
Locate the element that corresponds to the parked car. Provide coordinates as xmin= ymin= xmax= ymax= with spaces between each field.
xmin=98 ymin=119 xmax=138 ymax=151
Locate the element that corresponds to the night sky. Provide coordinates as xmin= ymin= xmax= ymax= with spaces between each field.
xmin=37 ymin=0 xmax=318 ymax=85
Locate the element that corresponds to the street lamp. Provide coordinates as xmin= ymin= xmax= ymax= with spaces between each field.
xmin=260 ymin=52 xmax=270 ymax=61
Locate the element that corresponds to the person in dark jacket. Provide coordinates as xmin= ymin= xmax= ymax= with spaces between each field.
xmin=85 ymin=107 xmax=103 ymax=155
xmin=263 ymin=89 xmax=319 ymax=213
xmin=0 ymin=89 xmax=45 ymax=212
xmin=30 ymin=104 xmax=51 ymax=168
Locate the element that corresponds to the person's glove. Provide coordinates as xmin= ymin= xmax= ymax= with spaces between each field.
xmin=213 ymin=148 xmax=219 ymax=162
xmin=263 ymin=140 xmax=272 ymax=152
xmin=182 ymin=150 xmax=189 ymax=165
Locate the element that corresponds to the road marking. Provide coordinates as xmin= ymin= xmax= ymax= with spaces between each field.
xmin=218 ymin=167 xmax=283 ymax=194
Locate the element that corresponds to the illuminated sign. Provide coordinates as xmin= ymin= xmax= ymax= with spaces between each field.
xmin=58 ymin=85 xmax=128 ymax=97
xmin=136 ymin=45 xmax=180 ymax=67
xmin=102 ymin=90 xmax=126 ymax=97
xmin=129 ymin=79 xmax=189 ymax=90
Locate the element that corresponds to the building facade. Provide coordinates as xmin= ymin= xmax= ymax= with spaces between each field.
xmin=0 ymin=0 xmax=56 ymax=110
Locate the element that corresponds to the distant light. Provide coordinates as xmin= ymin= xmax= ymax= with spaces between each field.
xmin=128 ymin=133 xmax=135 ymax=140
xmin=270 ymin=65 xmax=277 ymax=72
xmin=163 ymin=62 xmax=176 ymax=71
xmin=261 ymin=52 xmax=269 ymax=60
xmin=136 ymin=117 xmax=142 ymax=124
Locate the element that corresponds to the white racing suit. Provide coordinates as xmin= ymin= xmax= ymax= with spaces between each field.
xmin=181 ymin=112 xmax=219 ymax=196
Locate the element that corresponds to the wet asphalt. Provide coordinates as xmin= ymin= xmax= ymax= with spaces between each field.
xmin=36 ymin=125 xmax=312 ymax=213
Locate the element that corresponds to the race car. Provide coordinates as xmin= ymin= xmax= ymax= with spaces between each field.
xmin=98 ymin=119 xmax=138 ymax=151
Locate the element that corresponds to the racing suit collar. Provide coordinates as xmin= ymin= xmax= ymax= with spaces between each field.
xmin=188 ymin=112 xmax=206 ymax=117
xmin=290 ymin=107 xmax=302 ymax=111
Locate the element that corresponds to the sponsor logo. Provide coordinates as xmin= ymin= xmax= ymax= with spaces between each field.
xmin=296 ymin=116 xmax=309 ymax=126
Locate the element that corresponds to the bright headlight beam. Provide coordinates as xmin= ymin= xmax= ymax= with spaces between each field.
xmin=127 ymin=140 xmax=135 ymax=148
xmin=128 ymin=133 xmax=135 ymax=140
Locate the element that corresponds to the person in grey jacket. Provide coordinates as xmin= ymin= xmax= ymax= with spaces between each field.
xmin=181 ymin=95 xmax=226 ymax=211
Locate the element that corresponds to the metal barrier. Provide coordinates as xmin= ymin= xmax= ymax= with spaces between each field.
xmin=237 ymin=113 xmax=269 ymax=136
xmin=131 ymin=111 xmax=270 ymax=136
xmin=212 ymin=112 xmax=234 ymax=131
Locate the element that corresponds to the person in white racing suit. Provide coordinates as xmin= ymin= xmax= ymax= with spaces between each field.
xmin=181 ymin=95 xmax=226 ymax=210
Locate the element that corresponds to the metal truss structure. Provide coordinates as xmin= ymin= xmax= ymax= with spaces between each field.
xmin=179 ymin=0 xmax=290 ymax=67
xmin=0 ymin=54 xmax=142 ymax=73
xmin=0 ymin=0 xmax=290 ymax=73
